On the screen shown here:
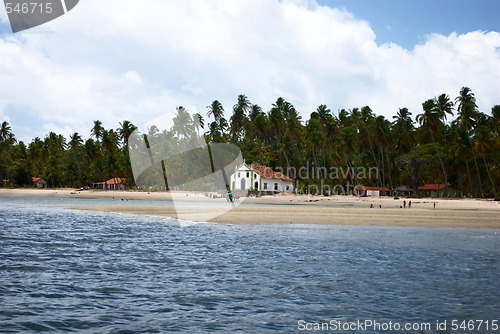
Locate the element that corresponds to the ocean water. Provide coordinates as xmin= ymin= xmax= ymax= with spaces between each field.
xmin=0 ymin=196 xmax=499 ymax=333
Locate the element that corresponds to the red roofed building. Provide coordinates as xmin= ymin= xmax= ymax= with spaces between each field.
xmin=354 ymin=185 xmax=390 ymax=197
xmin=91 ymin=178 xmax=126 ymax=190
xmin=418 ymin=184 xmax=452 ymax=197
xmin=32 ymin=177 xmax=47 ymax=188
xmin=230 ymin=163 xmax=294 ymax=193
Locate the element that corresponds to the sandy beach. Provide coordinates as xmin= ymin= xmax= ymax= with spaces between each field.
xmin=1 ymin=188 xmax=499 ymax=229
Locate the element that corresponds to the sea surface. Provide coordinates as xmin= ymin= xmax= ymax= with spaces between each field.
xmin=0 ymin=196 xmax=499 ymax=333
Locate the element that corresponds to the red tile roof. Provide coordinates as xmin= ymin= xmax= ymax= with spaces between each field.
xmin=418 ymin=184 xmax=451 ymax=190
xmin=92 ymin=178 xmax=125 ymax=185
xmin=32 ymin=177 xmax=45 ymax=183
xmin=354 ymin=186 xmax=390 ymax=192
xmin=249 ymin=164 xmax=293 ymax=182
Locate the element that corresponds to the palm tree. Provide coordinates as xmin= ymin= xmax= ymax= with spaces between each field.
xmin=0 ymin=121 xmax=13 ymax=142
xmin=456 ymin=87 xmax=477 ymax=115
xmin=360 ymin=106 xmax=380 ymax=187
xmin=230 ymin=95 xmax=250 ymax=142
xmin=392 ymin=107 xmax=415 ymax=153
xmin=172 ymin=106 xmax=195 ymax=139
xmin=449 ymin=128 xmax=473 ymax=197
xmin=416 ymin=99 xmax=449 ymax=196
xmin=69 ymin=132 xmax=84 ymax=183
xmin=456 ymin=87 xmax=483 ymax=197
xmin=475 ymin=125 xmax=498 ymax=200
xmin=192 ymin=113 xmax=205 ymax=135
xmin=436 ymin=94 xmax=454 ymax=144
xmin=269 ymin=98 xmax=289 ymax=167
xmin=91 ymin=120 xmax=104 ymax=142
xmin=233 ymin=94 xmax=251 ymax=114
xmin=69 ymin=132 xmax=83 ymax=150
xmin=117 ymin=120 xmax=137 ymax=147
xmin=373 ymin=115 xmax=392 ymax=190
xmin=207 ymin=100 xmax=225 ymax=123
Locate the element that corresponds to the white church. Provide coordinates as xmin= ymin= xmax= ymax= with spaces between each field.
xmin=230 ymin=163 xmax=294 ymax=193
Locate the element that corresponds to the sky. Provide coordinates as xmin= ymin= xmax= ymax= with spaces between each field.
xmin=0 ymin=0 xmax=499 ymax=143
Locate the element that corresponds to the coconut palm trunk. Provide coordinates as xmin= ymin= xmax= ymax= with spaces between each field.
xmin=429 ymin=129 xmax=449 ymax=197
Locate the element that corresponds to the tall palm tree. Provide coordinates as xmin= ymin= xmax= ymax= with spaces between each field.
xmin=436 ymin=94 xmax=454 ymax=144
xmin=233 ymin=94 xmax=251 ymax=114
xmin=117 ymin=120 xmax=137 ymax=147
xmin=192 ymin=113 xmax=204 ymax=135
xmin=230 ymin=95 xmax=250 ymax=142
xmin=455 ymin=87 xmax=477 ymax=115
xmin=69 ymin=132 xmax=83 ymax=150
xmin=207 ymin=100 xmax=224 ymax=123
xmin=91 ymin=120 xmax=104 ymax=142
xmin=392 ymin=107 xmax=415 ymax=153
xmin=360 ymin=106 xmax=380 ymax=187
xmin=69 ymin=132 xmax=84 ymax=182
xmin=416 ymin=99 xmax=449 ymax=196
xmin=0 ymin=121 xmax=13 ymax=142
xmin=172 ymin=106 xmax=194 ymax=139
xmin=449 ymin=127 xmax=473 ymax=197
xmin=306 ymin=116 xmax=325 ymax=191
xmin=475 ymin=125 xmax=498 ymax=200
xmin=246 ymin=104 xmax=267 ymax=163
xmin=456 ymin=87 xmax=483 ymax=197
xmin=269 ymin=98 xmax=288 ymax=167
xmin=373 ymin=115 xmax=392 ymax=190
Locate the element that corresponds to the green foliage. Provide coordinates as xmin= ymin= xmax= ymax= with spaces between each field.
xmin=0 ymin=88 xmax=498 ymax=198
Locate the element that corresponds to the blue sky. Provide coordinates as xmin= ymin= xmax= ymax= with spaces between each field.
xmin=318 ymin=0 xmax=500 ymax=49
xmin=0 ymin=0 xmax=499 ymax=143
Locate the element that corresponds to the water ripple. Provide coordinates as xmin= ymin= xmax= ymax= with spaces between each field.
xmin=0 ymin=197 xmax=499 ymax=333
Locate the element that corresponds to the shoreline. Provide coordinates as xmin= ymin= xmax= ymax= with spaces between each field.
xmin=1 ymin=188 xmax=499 ymax=229
xmin=73 ymin=205 xmax=500 ymax=229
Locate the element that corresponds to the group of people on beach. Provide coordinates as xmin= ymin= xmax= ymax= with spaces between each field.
xmin=370 ymin=200 xmax=438 ymax=209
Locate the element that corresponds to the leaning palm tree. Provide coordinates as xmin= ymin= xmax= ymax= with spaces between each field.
xmin=192 ymin=113 xmax=204 ymax=135
xmin=416 ymin=99 xmax=449 ymax=197
xmin=0 ymin=121 xmax=13 ymax=142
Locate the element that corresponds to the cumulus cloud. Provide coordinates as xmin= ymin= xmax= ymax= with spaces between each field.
xmin=0 ymin=0 xmax=499 ymax=142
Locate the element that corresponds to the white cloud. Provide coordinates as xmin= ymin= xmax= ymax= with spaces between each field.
xmin=0 ymin=0 xmax=499 ymax=143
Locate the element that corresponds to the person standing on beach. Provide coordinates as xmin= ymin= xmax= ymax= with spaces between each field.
xmin=409 ymin=201 xmax=412 ymax=208
xmin=433 ymin=202 xmax=436 ymax=209
xmin=403 ymin=200 xmax=406 ymax=208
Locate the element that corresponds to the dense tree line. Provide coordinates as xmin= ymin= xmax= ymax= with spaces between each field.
xmin=1 ymin=87 xmax=499 ymax=199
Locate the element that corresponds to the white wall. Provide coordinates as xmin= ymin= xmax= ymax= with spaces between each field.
xmin=230 ymin=166 xmax=261 ymax=191
xmin=260 ymin=178 xmax=294 ymax=193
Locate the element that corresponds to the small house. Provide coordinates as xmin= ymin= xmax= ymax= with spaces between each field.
xmin=354 ymin=185 xmax=390 ymax=197
xmin=418 ymin=184 xmax=452 ymax=197
xmin=230 ymin=163 xmax=294 ymax=194
xmin=32 ymin=177 xmax=47 ymax=188
xmin=91 ymin=178 xmax=126 ymax=190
